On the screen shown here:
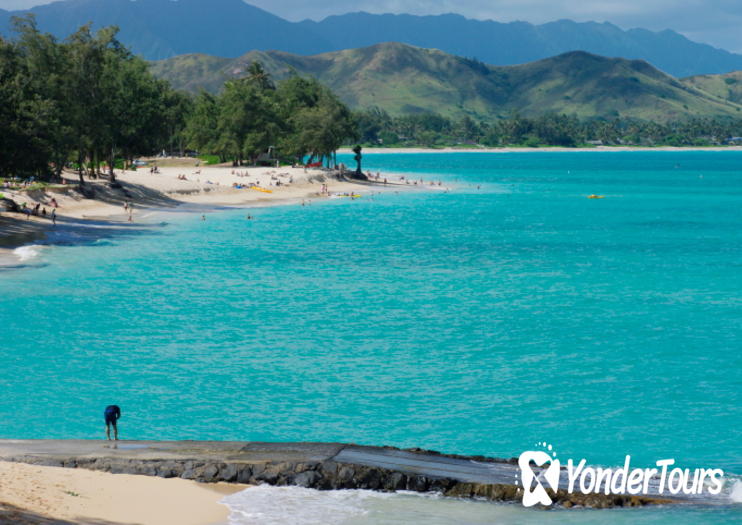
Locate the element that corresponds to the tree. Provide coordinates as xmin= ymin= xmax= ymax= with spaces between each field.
xmin=2 ymin=16 xmax=72 ymax=180
xmin=276 ymin=76 xmax=357 ymax=165
xmin=217 ymin=76 xmax=280 ymax=165
xmin=186 ymin=91 xmax=220 ymax=158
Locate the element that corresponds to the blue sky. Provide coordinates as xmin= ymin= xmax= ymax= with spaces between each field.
xmin=2 ymin=0 xmax=741 ymax=53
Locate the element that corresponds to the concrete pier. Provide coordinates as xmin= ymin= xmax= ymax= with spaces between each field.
xmin=0 ymin=440 xmax=679 ymax=508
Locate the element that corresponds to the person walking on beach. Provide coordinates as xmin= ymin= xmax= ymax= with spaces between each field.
xmin=51 ymin=209 xmax=56 ymax=225
xmin=104 ymin=405 xmax=121 ymax=440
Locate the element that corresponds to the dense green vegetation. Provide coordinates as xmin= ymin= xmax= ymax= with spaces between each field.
xmin=0 ymin=18 xmax=357 ymax=180
xmin=0 ymin=16 xmax=187 ymax=181
xmin=185 ymin=63 xmax=356 ymax=166
xmin=150 ymin=43 xmax=742 ymax=123
xmin=2 ymin=19 xmax=741 ymax=183
xmin=355 ymin=110 xmax=742 ymax=148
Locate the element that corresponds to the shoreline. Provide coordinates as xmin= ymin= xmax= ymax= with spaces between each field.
xmin=0 ymin=160 xmax=417 ymax=265
xmin=0 ymin=460 xmax=246 ymax=525
xmin=338 ymin=145 xmax=742 ymax=154
xmin=0 ymin=439 xmax=690 ymax=513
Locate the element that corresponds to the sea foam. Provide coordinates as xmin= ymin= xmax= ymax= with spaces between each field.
xmin=220 ymin=485 xmax=391 ymax=525
xmin=13 ymin=245 xmax=44 ymax=262
xmin=220 ymin=486 xmax=518 ymax=525
xmin=730 ymin=480 xmax=742 ymax=504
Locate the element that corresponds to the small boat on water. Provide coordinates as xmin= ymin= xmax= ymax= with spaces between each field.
xmin=587 ymin=194 xmax=605 ymax=199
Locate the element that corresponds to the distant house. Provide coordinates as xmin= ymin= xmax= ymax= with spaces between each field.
xmin=726 ymin=136 xmax=742 ymax=144
xmin=586 ymin=140 xmax=603 ymax=146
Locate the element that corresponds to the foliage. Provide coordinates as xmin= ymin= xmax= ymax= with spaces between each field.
xmin=151 ymin=43 xmax=742 ymax=124
xmin=197 ymin=155 xmax=221 ymax=165
xmin=354 ymin=109 xmax=742 ymax=148
xmin=4 ymin=17 xmax=739 ymax=183
xmin=186 ymin=71 xmax=358 ymax=166
xmin=0 ymin=16 xmax=185 ymax=181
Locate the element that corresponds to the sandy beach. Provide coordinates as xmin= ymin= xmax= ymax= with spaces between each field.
xmin=0 ymin=158 xmax=412 ymax=264
xmin=0 ymin=460 xmax=246 ymax=524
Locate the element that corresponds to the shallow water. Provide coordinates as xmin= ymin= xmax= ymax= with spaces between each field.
xmin=1 ymin=152 xmax=740 ymax=522
xmin=221 ymin=484 xmax=741 ymax=525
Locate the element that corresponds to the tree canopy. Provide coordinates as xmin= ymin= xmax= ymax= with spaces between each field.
xmin=1 ymin=16 xmax=183 ymax=182
xmin=186 ymin=72 xmax=358 ymax=166
xmin=0 ymin=18 xmax=359 ymax=180
xmin=355 ymin=109 xmax=742 ymax=148
xmin=3 ymin=17 xmax=739 ymax=183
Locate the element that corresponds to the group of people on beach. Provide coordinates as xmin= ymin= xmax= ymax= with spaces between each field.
xmin=19 ymin=199 xmax=58 ymax=224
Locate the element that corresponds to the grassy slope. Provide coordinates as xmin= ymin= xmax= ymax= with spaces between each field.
xmin=682 ymin=71 xmax=742 ymax=105
xmin=150 ymin=54 xmax=232 ymax=93
xmin=150 ymin=43 xmax=742 ymax=121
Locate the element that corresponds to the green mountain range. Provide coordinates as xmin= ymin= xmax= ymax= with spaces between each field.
xmin=150 ymin=43 xmax=742 ymax=122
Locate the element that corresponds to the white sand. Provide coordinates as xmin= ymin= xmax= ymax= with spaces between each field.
xmin=0 ymin=460 xmax=246 ymax=524
xmin=1 ymin=158 xmax=422 ymax=261
xmin=2 ymin=161 xmax=364 ymax=222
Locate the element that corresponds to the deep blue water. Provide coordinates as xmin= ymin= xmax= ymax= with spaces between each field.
xmin=2 ymin=152 xmax=740 ymax=522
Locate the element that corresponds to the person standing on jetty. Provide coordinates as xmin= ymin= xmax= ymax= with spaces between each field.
xmin=104 ymin=405 xmax=121 ymax=440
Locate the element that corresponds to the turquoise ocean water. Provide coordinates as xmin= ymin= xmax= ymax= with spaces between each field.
xmin=1 ymin=152 xmax=740 ymax=523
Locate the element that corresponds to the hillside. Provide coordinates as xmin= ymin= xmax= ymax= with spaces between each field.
xmin=2 ymin=0 xmax=742 ymax=76
xmin=683 ymin=71 xmax=742 ymax=105
xmin=150 ymin=43 xmax=742 ymax=122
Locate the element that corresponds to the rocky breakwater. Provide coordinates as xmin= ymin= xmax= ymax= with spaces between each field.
xmin=0 ymin=440 xmax=673 ymax=508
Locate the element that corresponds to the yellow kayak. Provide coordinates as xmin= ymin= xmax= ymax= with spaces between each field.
xmin=587 ymin=194 xmax=605 ymax=199
xmin=252 ymin=187 xmax=273 ymax=193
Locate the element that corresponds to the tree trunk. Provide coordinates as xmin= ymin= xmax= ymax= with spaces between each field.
xmin=54 ymin=157 xmax=64 ymax=183
xmin=108 ymin=152 xmax=116 ymax=183
xmin=77 ymin=152 xmax=85 ymax=186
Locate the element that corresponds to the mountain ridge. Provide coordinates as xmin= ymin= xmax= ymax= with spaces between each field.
xmin=149 ymin=42 xmax=742 ymax=122
xmin=1 ymin=0 xmax=742 ymax=77
xmin=0 ymin=0 xmax=330 ymax=59
xmin=298 ymin=12 xmax=742 ymax=77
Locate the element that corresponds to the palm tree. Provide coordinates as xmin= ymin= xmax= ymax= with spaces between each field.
xmin=246 ymin=61 xmax=274 ymax=90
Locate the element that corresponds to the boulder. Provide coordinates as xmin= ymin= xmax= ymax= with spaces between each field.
xmin=236 ymin=465 xmax=253 ymax=484
xmin=201 ymin=464 xmax=220 ymax=482
xmin=218 ymin=463 xmax=238 ymax=482
xmin=0 ymin=198 xmax=19 ymax=213
xmin=293 ymin=471 xmax=319 ymax=488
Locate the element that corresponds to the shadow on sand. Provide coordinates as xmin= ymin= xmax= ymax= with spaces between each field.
xmin=0 ymin=501 xmax=134 ymax=525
